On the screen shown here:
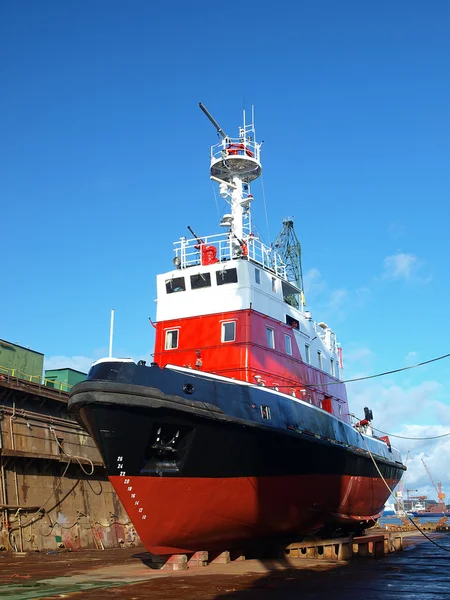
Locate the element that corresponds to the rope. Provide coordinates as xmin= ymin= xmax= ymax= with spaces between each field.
xmin=360 ymin=433 xmax=450 ymax=554
xmin=51 ymin=429 xmax=94 ymax=476
xmin=372 ymin=427 xmax=450 ymax=441
xmin=301 ymin=351 xmax=450 ymax=388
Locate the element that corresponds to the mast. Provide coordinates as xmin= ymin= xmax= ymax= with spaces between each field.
xmin=199 ymin=103 xmax=262 ymax=241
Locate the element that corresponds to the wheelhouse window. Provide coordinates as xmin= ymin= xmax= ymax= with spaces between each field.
xmin=221 ymin=321 xmax=236 ymax=342
xmin=330 ymin=358 xmax=335 ymax=377
xmin=165 ymin=277 xmax=185 ymax=294
xmin=216 ymin=268 xmax=238 ymax=286
xmin=271 ymin=277 xmax=277 ymax=292
xmin=285 ymin=334 xmax=292 ymax=355
xmin=286 ymin=315 xmax=299 ymax=329
xmin=281 ymin=280 xmax=299 ymax=308
xmin=255 ymin=268 xmax=261 ymax=284
xmin=317 ymin=350 xmax=323 ymax=370
xmin=165 ymin=329 xmax=179 ymax=350
xmin=305 ymin=343 xmax=311 ymax=363
xmin=190 ymin=272 xmax=211 ymax=289
xmin=266 ymin=327 xmax=275 ymax=349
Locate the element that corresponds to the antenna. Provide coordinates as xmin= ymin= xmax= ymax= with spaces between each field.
xmin=199 ymin=102 xmax=228 ymax=139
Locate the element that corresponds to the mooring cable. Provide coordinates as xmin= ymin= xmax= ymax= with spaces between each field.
xmin=360 ymin=433 xmax=450 ymax=554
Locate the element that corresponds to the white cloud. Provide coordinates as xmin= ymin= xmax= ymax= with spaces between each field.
xmin=346 ymin=377 xmax=450 ymax=498
xmin=403 ymin=351 xmax=419 ymax=365
xmin=44 ymin=355 xmax=95 ymax=374
xmin=380 ymin=253 xmax=431 ymax=283
xmin=389 ymin=426 xmax=450 ymax=499
xmin=327 ymin=289 xmax=348 ymax=311
xmin=350 ymin=379 xmax=444 ymax=430
xmin=344 ymin=346 xmax=374 ymax=365
xmin=303 ymin=269 xmax=371 ymax=324
xmin=303 ymin=268 xmax=326 ymax=301
xmin=382 ymin=253 xmax=417 ymax=280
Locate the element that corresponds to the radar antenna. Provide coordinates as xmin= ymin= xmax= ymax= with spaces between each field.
xmin=273 ymin=217 xmax=305 ymax=307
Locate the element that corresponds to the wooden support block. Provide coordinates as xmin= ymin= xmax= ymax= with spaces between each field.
xmin=187 ymin=551 xmax=208 ymax=567
xmin=338 ymin=541 xmax=352 ymax=560
xmin=393 ymin=535 xmax=403 ymax=551
xmin=373 ymin=539 xmax=385 ymax=557
xmin=285 ymin=537 xmax=352 ymax=562
xmin=352 ymin=535 xmax=385 ymax=558
xmin=158 ymin=554 xmax=188 ymax=570
xmin=323 ymin=543 xmax=339 ymax=559
xmin=210 ymin=551 xmax=230 ymax=564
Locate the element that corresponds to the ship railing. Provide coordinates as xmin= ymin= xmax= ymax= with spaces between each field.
xmin=312 ymin=322 xmax=337 ymax=352
xmin=0 ymin=364 xmax=74 ymax=393
xmin=173 ymin=232 xmax=287 ymax=279
xmin=210 ymin=136 xmax=261 ymax=165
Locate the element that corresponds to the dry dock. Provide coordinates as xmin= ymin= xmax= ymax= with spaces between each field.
xmin=1 ymin=532 xmax=449 ymax=599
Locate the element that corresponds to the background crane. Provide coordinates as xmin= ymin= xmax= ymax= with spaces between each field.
xmin=272 ymin=217 xmax=305 ymax=309
xmin=421 ymin=458 xmax=446 ymax=511
xmin=395 ymin=450 xmax=410 ymax=514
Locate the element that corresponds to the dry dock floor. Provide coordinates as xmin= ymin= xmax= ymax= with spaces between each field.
xmin=1 ymin=533 xmax=450 ymax=599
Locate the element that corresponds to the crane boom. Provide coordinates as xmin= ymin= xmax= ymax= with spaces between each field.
xmin=199 ymin=102 xmax=228 ymax=139
xmin=421 ymin=458 xmax=446 ymax=509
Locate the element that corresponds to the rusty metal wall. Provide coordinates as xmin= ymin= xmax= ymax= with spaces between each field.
xmin=0 ymin=377 xmax=140 ymax=552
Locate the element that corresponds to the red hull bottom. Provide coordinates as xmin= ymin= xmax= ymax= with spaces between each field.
xmin=110 ymin=474 xmax=395 ymax=554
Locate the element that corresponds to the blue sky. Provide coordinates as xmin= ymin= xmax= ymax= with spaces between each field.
xmin=2 ymin=0 xmax=450 ymax=498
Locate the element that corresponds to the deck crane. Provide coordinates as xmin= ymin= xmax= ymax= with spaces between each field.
xmin=421 ymin=458 xmax=446 ymax=511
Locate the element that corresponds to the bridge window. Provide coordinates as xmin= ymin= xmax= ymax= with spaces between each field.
xmin=305 ymin=344 xmax=311 ymax=363
xmin=165 ymin=277 xmax=185 ymax=294
xmin=271 ymin=277 xmax=277 ymax=292
xmin=330 ymin=358 xmax=335 ymax=377
xmin=165 ymin=329 xmax=179 ymax=350
xmin=266 ymin=327 xmax=275 ymax=349
xmin=317 ymin=350 xmax=323 ymax=370
xmin=221 ymin=321 xmax=236 ymax=342
xmin=216 ymin=268 xmax=238 ymax=285
xmin=190 ymin=272 xmax=211 ymax=289
xmin=255 ymin=268 xmax=261 ymax=284
xmin=285 ymin=334 xmax=292 ymax=355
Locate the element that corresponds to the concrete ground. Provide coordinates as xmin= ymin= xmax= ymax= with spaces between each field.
xmin=1 ymin=533 xmax=450 ymax=599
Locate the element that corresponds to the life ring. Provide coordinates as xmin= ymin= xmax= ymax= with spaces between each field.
xmin=201 ymin=244 xmax=219 ymax=266
xmin=227 ymin=143 xmax=253 ymax=158
xmin=241 ymin=242 xmax=248 ymax=256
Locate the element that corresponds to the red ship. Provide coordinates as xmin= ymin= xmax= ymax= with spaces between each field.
xmin=69 ymin=104 xmax=406 ymax=555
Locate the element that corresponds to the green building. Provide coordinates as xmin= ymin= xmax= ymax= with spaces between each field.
xmin=0 ymin=339 xmax=44 ymax=382
xmin=44 ymin=368 xmax=86 ymax=392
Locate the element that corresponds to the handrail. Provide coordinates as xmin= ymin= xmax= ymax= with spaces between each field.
xmin=0 ymin=364 xmax=74 ymax=393
xmin=173 ymin=233 xmax=288 ymax=280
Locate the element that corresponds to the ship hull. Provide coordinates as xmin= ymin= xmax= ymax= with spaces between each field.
xmin=69 ymin=362 xmax=405 ymax=554
xmin=408 ymin=512 xmax=450 ymax=518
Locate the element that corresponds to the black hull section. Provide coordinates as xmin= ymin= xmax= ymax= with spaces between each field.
xmin=69 ymin=363 xmax=405 ymax=486
xmin=71 ymin=383 xmax=403 ymax=486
